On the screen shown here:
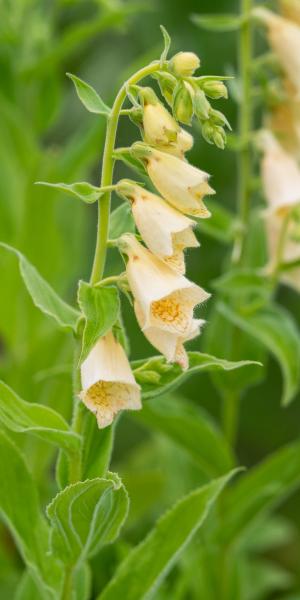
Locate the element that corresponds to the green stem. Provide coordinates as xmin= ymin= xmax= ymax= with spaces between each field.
xmin=233 ymin=0 xmax=253 ymax=263
xmin=222 ymin=392 xmax=239 ymax=446
xmin=61 ymin=566 xmax=73 ymax=600
xmin=89 ymin=60 xmax=162 ymax=285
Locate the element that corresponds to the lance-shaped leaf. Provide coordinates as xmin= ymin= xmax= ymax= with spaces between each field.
xmin=218 ymin=301 xmax=300 ymax=405
xmin=132 ymin=352 xmax=261 ymax=399
xmin=47 ymin=473 xmax=129 ymax=567
xmin=213 ymin=269 xmax=271 ymax=299
xmin=0 ymin=432 xmax=62 ymax=597
xmin=35 ymin=181 xmax=104 ymax=204
xmin=78 ymin=281 xmax=120 ymax=364
xmin=134 ymin=394 xmax=234 ymax=477
xmin=0 ymin=243 xmax=80 ymax=331
xmin=0 ymin=381 xmax=81 ymax=455
xmin=67 ymin=73 xmax=111 ymax=116
xmin=219 ymin=439 xmax=300 ymax=547
xmin=160 ymin=25 xmax=171 ymax=65
xmin=191 ymin=13 xmax=244 ymax=31
xmin=98 ymin=469 xmax=239 ymax=600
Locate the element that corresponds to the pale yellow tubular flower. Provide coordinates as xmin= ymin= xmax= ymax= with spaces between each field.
xmin=144 ymin=147 xmax=215 ymax=218
xmin=266 ymin=212 xmax=300 ymax=290
xmin=80 ymin=331 xmax=141 ymax=428
xmin=118 ymin=182 xmax=199 ymax=274
xmin=260 ymin=131 xmax=300 ymax=214
xmin=120 ymin=234 xmax=210 ymax=336
xmin=135 ymin=299 xmax=205 ymax=370
xmin=254 ymin=7 xmax=300 ymax=95
xmin=269 ymin=85 xmax=300 ymax=158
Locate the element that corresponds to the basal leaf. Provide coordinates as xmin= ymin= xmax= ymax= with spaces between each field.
xmin=35 ymin=181 xmax=102 ymax=204
xmin=0 ymin=381 xmax=81 ymax=454
xmin=132 ymin=352 xmax=261 ymax=399
xmin=77 ymin=281 xmax=120 ymax=363
xmin=67 ymin=73 xmax=111 ymax=116
xmin=219 ymin=439 xmax=300 ymax=547
xmin=47 ymin=473 xmax=129 ymax=567
xmin=218 ymin=301 xmax=300 ymax=405
xmin=134 ymin=394 xmax=234 ymax=477
xmin=98 ymin=469 xmax=239 ymax=600
xmin=160 ymin=25 xmax=171 ymax=65
xmin=191 ymin=13 xmax=244 ymax=32
xmin=0 ymin=243 xmax=80 ymax=331
xmin=0 ymin=432 xmax=61 ymax=597
xmin=109 ymin=203 xmax=135 ymax=239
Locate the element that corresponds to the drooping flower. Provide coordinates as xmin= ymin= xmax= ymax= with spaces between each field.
xmin=131 ymin=143 xmax=215 ymax=217
xmin=117 ymin=181 xmax=199 ymax=274
xmin=120 ymin=233 xmax=210 ymax=337
xmin=280 ymin=0 xmax=300 ymax=26
xmin=254 ymin=7 xmax=300 ymax=95
xmin=260 ymin=130 xmax=300 ymax=214
xmin=139 ymin=87 xmax=180 ymax=147
xmin=269 ymin=85 xmax=300 ymax=159
xmin=80 ymin=331 xmax=141 ymax=428
xmin=135 ymin=299 xmax=205 ymax=370
xmin=159 ymin=127 xmax=194 ymax=158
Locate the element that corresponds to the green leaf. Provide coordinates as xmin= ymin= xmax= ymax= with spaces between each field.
xmin=0 ymin=381 xmax=81 ymax=455
xmin=0 ymin=243 xmax=80 ymax=332
xmin=98 ymin=469 xmax=239 ymax=600
xmin=109 ymin=203 xmax=136 ymax=238
xmin=191 ymin=13 xmax=244 ymax=32
xmin=219 ymin=438 xmax=300 ymax=547
xmin=0 ymin=432 xmax=61 ymax=596
xmin=213 ymin=268 xmax=271 ymax=298
xmin=82 ymin=412 xmax=115 ymax=479
xmin=113 ymin=147 xmax=148 ymax=177
xmin=77 ymin=281 xmax=120 ymax=363
xmin=135 ymin=394 xmax=234 ymax=477
xmin=67 ymin=73 xmax=111 ymax=116
xmin=47 ymin=473 xmax=129 ymax=567
xmin=132 ymin=352 xmax=261 ymax=399
xmin=35 ymin=181 xmax=103 ymax=204
xmin=160 ymin=25 xmax=171 ymax=66
xmin=196 ymin=200 xmax=235 ymax=245
xmin=218 ymin=301 xmax=300 ymax=405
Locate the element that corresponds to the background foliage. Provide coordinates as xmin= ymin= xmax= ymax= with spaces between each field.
xmin=1 ymin=0 xmax=300 ymax=598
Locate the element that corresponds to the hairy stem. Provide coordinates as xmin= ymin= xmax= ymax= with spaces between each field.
xmin=89 ymin=61 xmax=162 ymax=284
xmin=61 ymin=566 xmax=73 ymax=600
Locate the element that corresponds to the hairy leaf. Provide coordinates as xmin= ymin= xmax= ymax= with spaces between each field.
xmin=109 ymin=203 xmax=136 ymax=238
xmin=82 ymin=411 xmax=115 ymax=479
xmin=160 ymin=25 xmax=171 ymax=65
xmin=218 ymin=301 xmax=300 ymax=405
xmin=0 ymin=243 xmax=79 ymax=331
xmin=0 ymin=381 xmax=81 ymax=454
xmin=67 ymin=73 xmax=111 ymax=115
xmin=36 ymin=181 xmax=103 ymax=204
xmin=47 ymin=473 xmax=129 ymax=566
xmin=135 ymin=394 xmax=234 ymax=477
xmin=132 ymin=352 xmax=261 ymax=399
xmin=77 ymin=281 xmax=120 ymax=363
xmin=191 ymin=13 xmax=244 ymax=32
xmin=98 ymin=470 xmax=239 ymax=600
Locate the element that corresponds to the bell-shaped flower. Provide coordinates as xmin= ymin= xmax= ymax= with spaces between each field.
xmin=120 ymin=234 xmax=210 ymax=337
xmin=280 ymin=0 xmax=300 ymax=26
xmin=140 ymin=87 xmax=180 ymax=147
xmin=254 ymin=7 xmax=300 ymax=95
xmin=80 ymin=331 xmax=141 ymax=428
xmin=260 ymin=130 xmax=300 ymax=214
xmin=135 ymin=299 xmax=205 ymax=370
xmin=131 ymin=143 xmax=215 ymax=218
xmin=117 ymin=181 xmax=199 ymax=274
xmin=269 ymin=88 xmax=300 ymax=159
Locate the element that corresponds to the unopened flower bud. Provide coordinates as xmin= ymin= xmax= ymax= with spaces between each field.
xmin=154 ymin=72 xmax=177 ymax=107
xmin=200 ymin=80 xmax=228 ymax=99
xmin=173 ymin=81 xmax=194 ymax=125
xmin=139 ymin=87 xmax=180 ymax=147
xmin=202 ymin=122 xmax=226 ymax=149
xmin=193 ymin=89 xmax=210 ymax=121
xmin=170 ymin=52 xmax=200 ymax=77
xmin=209 ymin=109 xmax=231 ymax=129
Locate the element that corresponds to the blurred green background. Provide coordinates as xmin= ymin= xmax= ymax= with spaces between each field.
xmin=1 ymin=0 xmax=300 ymax=597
